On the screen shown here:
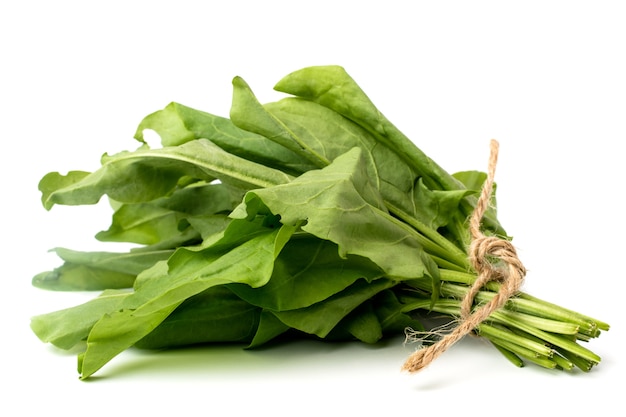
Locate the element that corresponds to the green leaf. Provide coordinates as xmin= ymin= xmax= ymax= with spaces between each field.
xmin=273 ymin=65 xmax=460 ymax=192
xmin=32 ymin=248 xmax=172 ymax=291
xmin=33 ymin=265 xmax=136 ymax=292
xmin=38 ymin=171 xmax=90 ymax=208
xmin=230 ymin=76 xmax=330 ymax=168
xmin=453 ymin=170 xmax=488 ymax=191
xmin=372 ymin=290 xmax=425 ymax=334
xmin=78 ymin=217 xmax=297 ymax=379
xmin=327 ymin=290 xmax=427 ymax=343
xmin=228 ymin=235 xmax=384 ymax=311
xmin=96 ymin=203 xmax=198 ymax=246
xmin=30 ymin=288 xmax=133 ymax=349
xmin=453 ymin=170 xmax=499 ymax=213
xmin=247 ymin=310 xmax=291 ymax=348
xmin=451 ymin=170 xmax=508 ymax=241
xmin=269 ymin=278 xmax=394 ymax=338
xmin=134 ymin=102 xmax=196 ymax=146
xmin=159 ymin=181 xmax=243 ymax=214
xmin=135 ymin=102 xmax=313 ymax=175
xmin=267 ymin=97 xmax=481 ymax=232
xmin=412 ymin=178 xmax=474 ymax=230
xmin=40 ymin=139 xmax=293 ymax=210
xmin=233 ymin=147 xmax=438 ymax=281
xmin=96 ymin=182 xmax=241 ymax=246
xmin=134 ymin=286 xmax=261 ymax=349
xmin=329 ymin=301 xmax=383 ymax=343
xmin=184 ymin=215 xmax=232 ymax=241
xmin=265 ymin=98 xmax=425 ymax=218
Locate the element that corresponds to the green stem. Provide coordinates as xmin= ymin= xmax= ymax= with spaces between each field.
xmin=550 ymin=353 xmax=575 ymax=371
xmin=477 ymin=322 xmax=553 ymax=356
xmin=489 ymin=339 xmax=557 ymax=370
xmin=436 ymin=271 xmax=607 ymax=336
xmin=490 ymin=309 xmax=579 ymax=335
xmin=554 ymin=347 xmax=595 ymax=372
xmin=386 ymin=201 xmax=470 ymax=270
xmin=429 ymin=256 xmax=469 ymax=273
xmin=519 ymin=293 xmax=610 ymax=331
xmin=490 ymin=343 xmax=524 ymax=367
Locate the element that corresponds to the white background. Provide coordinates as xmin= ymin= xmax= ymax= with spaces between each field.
xmin=1 ymin=1 xmax=624 ymax=415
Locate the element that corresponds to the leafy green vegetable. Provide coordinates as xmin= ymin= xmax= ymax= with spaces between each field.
xmin=31 ymin=65 xmax=609 ymax=380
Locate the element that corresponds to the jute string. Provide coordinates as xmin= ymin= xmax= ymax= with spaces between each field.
xmin=402 ymin=139 xmax=527 ymax=373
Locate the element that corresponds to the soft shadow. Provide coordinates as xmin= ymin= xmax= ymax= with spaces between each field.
xmin=87 ymin=336 xmax=405 ymax=381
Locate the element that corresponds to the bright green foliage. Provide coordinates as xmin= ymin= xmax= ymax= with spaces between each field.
xmin=31 ymin=65 xmax=609 ymax=380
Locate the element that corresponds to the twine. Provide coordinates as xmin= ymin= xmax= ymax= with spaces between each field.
xmin=402 ymin=139 xmax=527 ymax=373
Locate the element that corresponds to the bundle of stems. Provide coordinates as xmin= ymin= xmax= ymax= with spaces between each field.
xmin=400 ymin=276 xmax=608 ymax=371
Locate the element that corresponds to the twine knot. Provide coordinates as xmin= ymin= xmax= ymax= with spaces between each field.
xmin=462 ymin=235 xmax=526 ymax=320
xmin=402 ymin=139 xmax=526 ymax=373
